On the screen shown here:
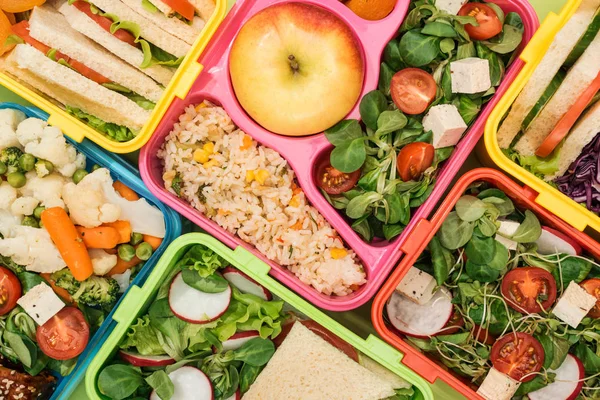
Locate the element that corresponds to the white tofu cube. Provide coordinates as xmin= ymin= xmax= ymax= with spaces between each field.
xmin=477 ymin=368 xmax=521 ymax=400
xmin=423 ymin=105 xmax=467 ymax=148
xmin=435 ymin=0 xmax=468 ymax=15
xmin=552 ymin=281 xmax=597 ymax=328
xmin=396 ymin=267 xmax=437 ymax=305
xmin=450 ymin=58 xmax=492 ymax=94
xmin=17 ymin=283 xmax=65 ymax=326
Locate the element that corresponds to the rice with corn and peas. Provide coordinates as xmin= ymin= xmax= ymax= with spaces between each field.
xmin=158 ymin=103 xmax=366 ymax=296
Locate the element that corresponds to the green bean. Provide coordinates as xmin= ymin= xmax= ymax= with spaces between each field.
xmin=72 ymin=169 xmax=88 ymax=184
xmin=33 ymin=206 xmax=46 ymax=220
xmin=130 ymin=232 xmax=144 ymax=246
xmin=18 ymin=154 xmax=35 ymax=172
xmin=7 ymin=172 xmax=26 ymax=188
xmin=118 ymin=244 xmax=136 ymax=262
xmin=22 ymin=216 xmax=39 ymax=228
xmin=135 ymin=242 xmax=153 ymax=261
xmin=0 ymin=161 xmax=6 ymax=175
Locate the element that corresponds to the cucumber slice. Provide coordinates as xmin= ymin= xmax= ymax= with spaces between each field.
xmin=522 ymin=69 xmax=567 ymax=132
xmin=564 ymin=9 xmax=600 ymax=66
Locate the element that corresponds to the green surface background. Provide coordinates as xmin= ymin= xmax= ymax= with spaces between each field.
xmin=0 ymin=0 xmax=569 ymax=398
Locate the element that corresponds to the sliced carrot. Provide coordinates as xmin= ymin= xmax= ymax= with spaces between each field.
xmin=41 ymin=207 xmax=93 ymax=282
xmin=536 ymin=71 xmax=600 ymax=158
xmin=107 ymin=256 xmax=142 ymax=276
xmin=113 ymin=181 xmax=139 ymax=201
xmin=41 ymin=273 xmax=73 ymax=305
xmin=102 ymin=220 xmax=132 ymax=244
xmin=76 ymin=226 xmax=121 ymax=249
xmin=0 ymin=11 xmax=14 ymax=56
xmin=142 ymin=235 xmax=163 ymax=251
xmin=0 ymin=0 xmax=45 ymax=13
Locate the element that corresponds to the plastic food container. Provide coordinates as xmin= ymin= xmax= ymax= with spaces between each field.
xmin=140 ymin=0 xmax=539 ymax=311
xmin=371 ymin=167 xmax=600 ymax=400
xmin=84 ymin=232 xmax=437 ymax=400
xmin=0 ymin=102 xmax=182 ymax=400
xmin=0 ymin=2 xmax=227 ymax=154
xmin=481 ymin=0 xmax=600 ymax=239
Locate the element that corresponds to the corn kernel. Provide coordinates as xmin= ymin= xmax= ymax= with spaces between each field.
xmin=255 ymin=169 xmax=269 ymax=185
xmin=203 ymin=159 xmax=218 ymax=169
xmin=291 ymin=220 xmax=303 ymax=230
xmin=330 ymin=248 xmax=347 ymax=259
xmin=240 ymin=135 xmax=253 ymax=150
xmin=193 ymin=149 xmax=210 ymax=163
xmin=246 ymin=170 xmax=255 ymax=183
xmin=181 ymin=113 xmax=192 ymax=122
xmin=195 ymin=103 xmax=207 ymax=111
xmin=203 ymin=142 xmax=215 ymax=153
xmin=289 ymin=195 xmax=300 ymax=208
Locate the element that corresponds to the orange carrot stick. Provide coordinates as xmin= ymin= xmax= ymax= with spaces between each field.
xmin=107 ymin=256 xmax=142 ymax=276
xmin=76 ymin=226 xmax=121 ymax=249
xmin=41 ymin=207 xmax=93 ymax=281
xmin=41 ymin=273 xmax=73 ymax=304
xmin=102 ymin=220 xmax=132 ymax=244
xmin=113 ymin=181 xmax=139 ymax=201
xmin=142 ymin=235 xmax=163 ymax=250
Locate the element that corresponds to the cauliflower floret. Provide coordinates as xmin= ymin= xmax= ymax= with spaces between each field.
xmin=16 ymin=118 xmax=85 ymax=178
xmin=0 ymin=226 xmax=66 ymax=273
xmin=0 ymin=210 xmax=22 ymax=239
xmin=0 ymin=109 xmax=26 ymax=149
xmin=62 ymin=168 xmax=121 ymax=227
xmin=0 ymin=182 xmax=17 ymax=210
xmin=22 ymin=174 xmax=66 ymax=209
xmin=10 ymin=196 xmax=39 ymax=216
xmin=89 ymin=249 xmax=118 ymax=276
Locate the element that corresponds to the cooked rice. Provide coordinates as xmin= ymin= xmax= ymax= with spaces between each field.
xmin=158 ymin=103 xmax=366 ymax=296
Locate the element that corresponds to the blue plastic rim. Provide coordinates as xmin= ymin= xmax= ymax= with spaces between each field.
xmin=0 ymin=102 xmax=182 ymax=400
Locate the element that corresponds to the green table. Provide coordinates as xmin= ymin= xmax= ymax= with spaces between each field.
xmin=0 ymin=0 xmax=570 ymax=398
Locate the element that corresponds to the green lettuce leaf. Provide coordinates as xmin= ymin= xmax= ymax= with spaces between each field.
xmin=176 ymin=245 xmax=229 ymax=277
xmin=503 ymin=147 xmax=560 ymax=178
xmin=65 ymin=106 xmax=136 ymax=142
xmin=120 ymin=315 xmax=165 ymax=356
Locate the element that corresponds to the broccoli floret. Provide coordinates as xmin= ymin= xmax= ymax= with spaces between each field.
xmin=0 ymin=255 xmax=25 ymax=274
xmin=53 ymin=269 xmax=119 ymax=311
xmin=52 ymin=268 xmax=81 ymax=293
xmin=0 ymin=147 xmax=24 ymax=168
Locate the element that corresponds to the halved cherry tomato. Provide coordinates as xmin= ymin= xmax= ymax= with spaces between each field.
xmin=0 ymin=0 xmax=45 ymax=13
xmin=391 ymin=68 xmax=437 ymax=115
xmin=72 ymin=1 xmax=139 ymax=48
xmin=397 ymin=142 xmax=435 ymax=182
xmin=491 ymin=332 xmax=544 ymax=382
xmin=536 ymin=71 xmax=600 ymax=158
xmin=316 ymin=160 xmax=360 ymax=195
xmin=36 ymin=307 xmax=89 ymax=360
xmin=581 ymin=278 xmax=600 ymax=319
xmin=0 ymin=267 xmax=21 ymax=316
xmin=501 ymin=267 xmax=557 ymax=314
xmin=472 ymin=325 xmax=495 ymax=345
xmin=438 ymin=307 xmax=465 ymax=335
xmin=11 ymin=21 xmax=111 ymax=85
xmin=458 ymin=3 xmax=503 ymax=41
xmin=162 ymin=0 xmax=195 ymax=21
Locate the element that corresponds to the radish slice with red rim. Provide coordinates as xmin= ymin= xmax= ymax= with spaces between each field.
xmin=528 ymin=354 xmax=584 ymax=400
xmin=119 ymin=350 xmax=175 ymax=367
xmin=169 ymin=272 xmax=231 ymax=324
xmin=537 ymin=226 xmax=582 ymax=256
xmin=224 ymin=391 xmax=240 ymax=400
xmin=149 ymin=366 xmax=213 ymax=400
xmin=222 ymin=267 xmax=272 ymax=300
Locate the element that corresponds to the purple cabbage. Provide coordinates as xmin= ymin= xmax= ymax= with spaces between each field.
xmin=554 ymin=132 xmax=600 ymax=214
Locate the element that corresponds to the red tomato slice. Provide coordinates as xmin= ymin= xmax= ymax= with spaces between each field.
xmin=396 ymin=142 xmax=435 ymax=182
xmin=316 ymin=159 xmax=360 ymax=195
xmin=458 ymin=3 xmax=503 ymax=41
xmin=501 ymin=267 xmax=557 ymax=314
xmin=0 ymin=267 xmax=21 ymax=316
xmin=581 ymin=278 xmax=600 ymax=319
xmin=162 ymin=0 xmax=195 ymax=21
xmin=472 ymin=325 xmax=495 ymax=345
xmin=438 ymin=307 xmax=465 ymax=335
xmin=491 ymin=332 xmax=544 ymax=382
xmin=36 ymin=307 xmax=89 ymax=360
xmin=71 ymin=1 xmax=138 ymax=48
xmin=391 ymin=68 xmax=437 ymax=115
xmin=536 ymin=71 xmax=600 ymax=158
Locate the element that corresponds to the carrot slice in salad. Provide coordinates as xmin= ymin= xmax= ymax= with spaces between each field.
xmin=113 ymin=181 xmax=139 ymax=201
xmin=102 ymin=220 xmax=132 ymax=244
xmin=142 ymin=235 xmax=163 ymax=250
xmin=107 ymin=256 xmax=142 ymax=276
xmin=41 ymin=273 xmax=74 ymax=304
xmin=76 ymin=226 xmax=121 ymax=249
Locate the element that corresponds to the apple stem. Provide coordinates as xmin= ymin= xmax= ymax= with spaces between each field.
xmin=288 ymin=55 xmax=300 ymax=73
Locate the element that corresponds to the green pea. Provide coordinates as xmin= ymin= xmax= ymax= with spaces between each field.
xmin=36 ymin=160 xmax=54 ymax=175
xmin=130 ymin=232 xmax=144 ymax=246
xmin=73 ymin=169 xmax=88 ymax=184
xmin=0 ymin=161 xmax=6 ymax=175
xmin=22 ymin=216 xmax=39 ymax=228
xmin=33 ymin=206 xmax=46 ymax=220
xmin=118 ymin=244 xmax=136 ymax=262
xmin=135 ymin=242 xmax=153 ymax=261
xmin=7 ymin=172 xmax=26 ymax=188
xmin=91 ymin=164 xmax=102 ymax=171
xmin=18 ymin=154 xmax=36 ymax=172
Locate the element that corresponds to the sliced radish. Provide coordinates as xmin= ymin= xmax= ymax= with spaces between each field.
xmin=222 ymin=267 xmax=272 ymax=300
xmin=386 ymin=287 xmax=453 ymax=337
xmin=528 ymin=354 xmax=584 ymax=400
xmin=119 ymin=350 xmax=175 ymax=367
xmin=213 ymin=331 xmax=260 ymax=353
xmin=536 ymin=226 xmax=582 ymax=256
xmin=150 ymin=366 xmax=213 ymax=400
xmin=224 ymin=391 xmax=240 ymax=400
xmin=169 ymin=272 xmax=231 ymax=324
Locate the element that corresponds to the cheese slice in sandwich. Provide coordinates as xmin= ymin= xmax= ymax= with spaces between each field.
xmin=243 ymin=322 xmax=398 ymax=400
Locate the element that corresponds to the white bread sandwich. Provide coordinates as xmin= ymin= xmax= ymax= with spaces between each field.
xmin=243 ymin=322 xmax=402 ymax=400
xmin=1 ymin=6 xmax=156 ymax=141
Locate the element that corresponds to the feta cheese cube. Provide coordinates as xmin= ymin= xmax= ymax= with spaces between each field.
xmin=435 ymin=0 xmax=468 ymax=15
xmin=552 ymin=281 xmax=597 ymax=328
xmin=450 ymin=58 xmax=492 ymax=94
xmin=17 ymin=283 xmax=65 ymax=325
xmin=396 ymin=267 xmax=437 ymax=305
xmin=477 ymin=368 xmax=521 ymax=400
xmin=423 ymin=105 xmax=467 ymax=148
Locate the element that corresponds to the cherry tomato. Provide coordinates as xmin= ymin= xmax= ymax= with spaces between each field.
xmin=0 ymin=0 xmax=45 ymax=13
xmin=391 ymin=68 xmax=437 ymax=115
xmin=438 ymin=307 xmax=465 ymax=335
xmin=36 ymin=307 xmax=89 ymax=360
xmin=458 ymin=3 xmax=503 ymax=41
xmin=0 ymin=267 xmax=21 ymax=316
xmin=472 ymin=325 xmax=495 ymax=345
xmin=316 ymin=160 xmax=360 ymax=195
xmin=581 ymin=278 xmax=600 ymax=319
xmin=397 ymin=142 xmax=435 ymax=182
xmin=162 ymin=0 xmax=195 ymax=21
xmin=72 ymin=1 xmax=139 ymax=48
xmin=501 ymin=267 xmax=557 ymax=314
xmin=491 ymin=332 xmax=544 ymax=382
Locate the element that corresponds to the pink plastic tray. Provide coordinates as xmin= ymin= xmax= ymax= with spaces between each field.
xmin=140 ymin=0 xmax=539 ymax=311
